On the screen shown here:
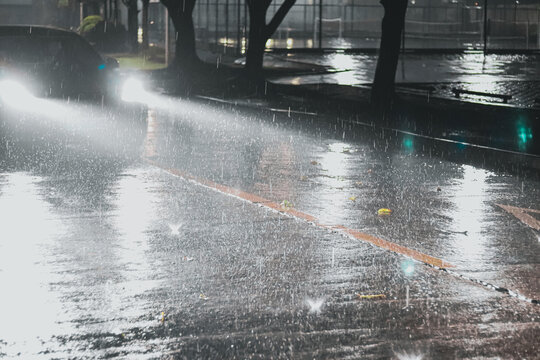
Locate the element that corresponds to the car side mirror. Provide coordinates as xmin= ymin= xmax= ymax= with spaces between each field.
xmin=103 ymin=56 xmax=119 ymax=69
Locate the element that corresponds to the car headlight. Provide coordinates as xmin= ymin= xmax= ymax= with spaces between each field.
xmin=0 ymin=80 xmax=36 ymax=108
xmin=121 ymin=78 xmax=146 ymax=103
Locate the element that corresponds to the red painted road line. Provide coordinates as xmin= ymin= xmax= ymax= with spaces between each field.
xmin=496 ymin=204 xmax=540 ymax=231
xmin=147 ymin=159 xmax=454 ymax=269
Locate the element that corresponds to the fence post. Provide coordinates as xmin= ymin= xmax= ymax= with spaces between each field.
xmin=236 ymin=0 xmax=241 ymax=56
xmin=526 ymin=20 xmax=529 ymax=49
xmin=319 ymin=0 xmax=323 ymax=49
xmin=483 ymin=0 xmax=488 ymax=54
xmin=165 ymin=7 xmax=169 ymax=67
xmin=225 ymin=0 xmax=229 ymax=53
xmin=215 ymin=1 xmax=219 ymax=49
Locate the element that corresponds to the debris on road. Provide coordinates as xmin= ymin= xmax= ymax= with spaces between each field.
xmin=356 ymin=294 xmax=386 ymax=300
xmin=377 ymin=208 xmax=392 ymax=216
xmin=281 ymin=200 xmax=294 ymax=210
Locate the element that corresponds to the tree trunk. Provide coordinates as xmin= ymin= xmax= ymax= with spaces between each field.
xmin=371 ymin=0 xmax=408 ymax=110
xmin=126 ymin=0 xmax=139 ymax=53
xmin=245 ymin=6 xmax=267 ymax=76
xmin=161 ymin=0 xmax=199 ymax=70
xmin=245 ymin=0 xmax=296 ymax=78
xmin=142 ymin=0 xmax=150 ymax=52
xmin=113 ymin=0 xmax=119 ymax=26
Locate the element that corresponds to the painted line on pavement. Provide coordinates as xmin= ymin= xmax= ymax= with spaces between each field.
xmin=147 ymin=160 xmax=540 ymax=305
xmin=496 ymin=204 xmax=540 ymax=231
xmin=146 ymin=159 xmax=453 ymax=269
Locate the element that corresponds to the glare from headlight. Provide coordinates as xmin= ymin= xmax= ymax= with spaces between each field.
xmin=121 ymin=78 xmax=146 ymax=103
xmin=0 ymin=80 xmax=37 ymax=108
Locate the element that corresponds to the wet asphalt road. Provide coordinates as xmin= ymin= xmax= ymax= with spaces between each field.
xmin=0 ymin=93 xmax=539 ymax=359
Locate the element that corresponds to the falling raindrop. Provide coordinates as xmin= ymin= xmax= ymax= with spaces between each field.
xmin=405 ymin=285 xmax=410 ymax=308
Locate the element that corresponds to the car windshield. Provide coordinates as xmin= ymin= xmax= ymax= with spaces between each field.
xmin=0 ymin=35 xmax=102 ymax=69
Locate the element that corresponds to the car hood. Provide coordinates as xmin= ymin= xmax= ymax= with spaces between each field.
xmin=0 ymin=62 xmax=106 ymax=98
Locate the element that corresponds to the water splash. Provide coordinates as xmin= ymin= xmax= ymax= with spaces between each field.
xmin=305 ymin=298 xmax=325 ymax=314
xmin=395 ymin=352 xmax=423 ymax=360
xmin=168 ymin=223 xmax=182 ymax=235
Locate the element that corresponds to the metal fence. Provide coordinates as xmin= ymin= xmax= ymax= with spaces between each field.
xmin=185 ymin=0 xmax=540 ymax=54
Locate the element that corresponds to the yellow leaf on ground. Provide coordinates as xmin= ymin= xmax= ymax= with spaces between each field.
xmin=281 ymin=200 xmax=293 ymax=209
xmin=377 ymin=208 xmax=392 ymax=216
xmin=356 ymin=294 xmax=386 ymax=300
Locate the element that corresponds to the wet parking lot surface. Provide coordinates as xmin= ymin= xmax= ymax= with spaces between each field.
xmin=0 ymin=93 xmax=539 ymax=359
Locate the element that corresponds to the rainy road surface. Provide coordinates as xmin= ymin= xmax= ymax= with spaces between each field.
xmin=0 ymin=92 xmax=539 ymax=359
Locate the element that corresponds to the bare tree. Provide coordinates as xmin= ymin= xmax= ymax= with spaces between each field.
xmin=245 ymin=0 xmax=296 ymax=77
xmin=160 ymin=0 xmax=199 ymax=68
xmin=371 ymin=0 xmax=408 ymax=110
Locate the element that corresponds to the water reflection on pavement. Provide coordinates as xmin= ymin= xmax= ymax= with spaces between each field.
xmin=268 ymin=53 xmax=540 ymax=85
xmin=0 ymin=95 xmax=538 ymax=358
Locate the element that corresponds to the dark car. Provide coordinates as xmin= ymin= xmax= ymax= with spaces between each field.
xmin=0 ymin=25 xmax=119 ymax=102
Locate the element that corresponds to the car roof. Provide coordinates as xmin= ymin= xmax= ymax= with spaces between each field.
xmin=0 ymin=25 xmax=80 ymax=38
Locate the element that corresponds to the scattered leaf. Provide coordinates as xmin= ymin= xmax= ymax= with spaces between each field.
xmin=377 ymin=208 xmax=392 ymax=216
xmin=349 ymin=196 xmax=357 ymax=202
xmin=183 ymin=256 xmax=194 ymax=262
xmin=355 ymin=181 xmax=363 ymax=187
xmin=300 ymin=175 xmax=308 ymax=181
xmin=356 ymin=294 xmax=386 ymax=300
xmin=310 ymin=160 xmax=319 ymax=165
xmin=281 ymin=200 xmax=293 ymax=209
xmin=199 ymin=293 xmax=208 ymax=300
xmin=367 ymin=169 xmax=372 ymax=174
xmin=160 ymin=312 xmax=166 ymax=323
